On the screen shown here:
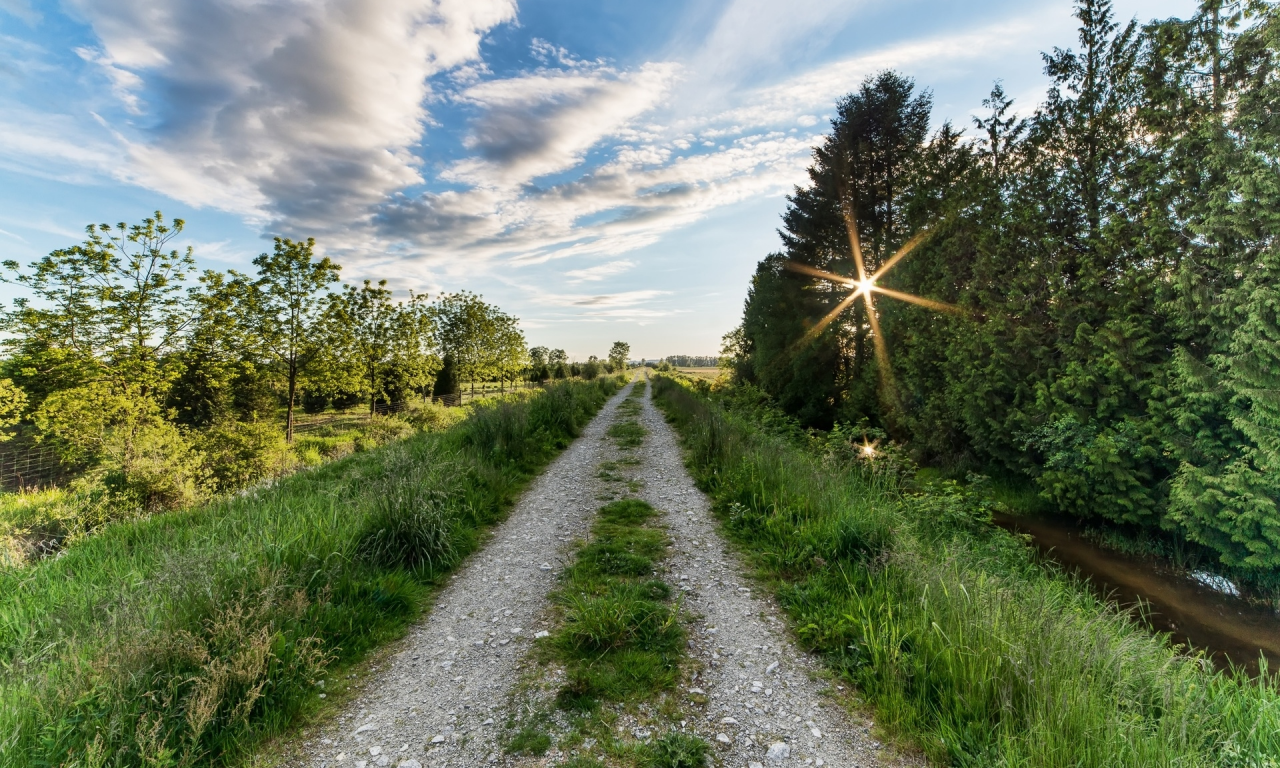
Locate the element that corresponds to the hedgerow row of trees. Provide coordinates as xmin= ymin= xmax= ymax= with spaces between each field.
xmin=0 ymin=214 xmax=528 ymax=505
xmin=728 ymin=0 xmax=1280 ymax=583
xmin=664 ymin=355 xmax=719 ymax=367
xmin=527 ymin=341 xmax=630 ymax=381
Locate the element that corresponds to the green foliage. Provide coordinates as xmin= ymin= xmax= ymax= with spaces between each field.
xmin=432 ymin=291 xmax=525 ymax=388
xmin=0 ymin=378 xmax=619 ymax=768
xmin=506 ymin=725 xmax=552 ymax=756
xmin=653 ymin=374 xmax=1280 ymax=767
xmin=608 ymin=341 xmax=630 ymax=372
xmin=0 ymin=379 xmax=26 ymax=442
xmin=195 ymin=420 xmax=294 ymax=494
xmin=729 ymin=1 xmax=1280 ymax=584
xmin=547 ymin=497 xmax=684 ymax=711
xmin=36 ymin=381 xmax=205 ymax=510
xmin=640 ymin=732 xmax=710 ymax=768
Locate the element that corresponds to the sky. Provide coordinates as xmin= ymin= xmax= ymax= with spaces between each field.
xmin=0 ymin=0 xmax=1198 ymax=361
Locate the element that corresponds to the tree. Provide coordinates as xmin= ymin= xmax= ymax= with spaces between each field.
xmin=334 ymin=280 xmax=431 ymax=416
xmin=1 ymin=212 xmax=198 ymax=402
xmin=608 ymin=341 xmax=630 ymax=371
xmin=433 ymin=292 xmax=523 ymax=394
xmin=242 ymin=237 xmax=340 ymax=441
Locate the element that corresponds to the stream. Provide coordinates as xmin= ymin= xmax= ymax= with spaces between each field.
xmin=994 ymin=512 xmax=1280 ymax=677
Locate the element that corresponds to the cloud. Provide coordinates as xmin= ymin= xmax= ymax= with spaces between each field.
xmin=61 ymin=0 xmax=518 ymax=230
xmin=3 ymin=0 xmax=1073 ymax=303
xmin=447 ymin=61 xmax=680 ymax=187
xmin=565 ymin=260 xmax=635 ymax=283
xmin=0 ymin=0 xmax=38 ymax=24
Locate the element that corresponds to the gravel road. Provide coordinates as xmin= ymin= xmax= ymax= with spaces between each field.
xmin=279 ymin=381 xmax=635 ymax=768
xmin=272 ymin=375 xmax=919 ymax=768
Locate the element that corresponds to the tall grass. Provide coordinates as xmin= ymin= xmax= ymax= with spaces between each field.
xmin=0 ymin=377 xmax=621 ymax=768
xmin=652 ymin=375 xmax=1280 ymax=768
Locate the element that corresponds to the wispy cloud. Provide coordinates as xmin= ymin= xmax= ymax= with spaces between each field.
xmin=565 ymin=260 xmax=635 ymax=282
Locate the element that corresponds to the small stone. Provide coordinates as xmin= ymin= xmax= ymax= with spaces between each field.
xmin=482 ymin=718 xmax=494 ymax=725
xmin=765 ymin=661 xmax=780 ymax=675
xmin=355 ymin=724 xmax=376 ymax=735
xmin=715 ymin=733 xmax=732 ymax=745
xmin=688 ymin=687 xmax=705 ymax=695
xmin=430 ymin=735 xmax=445 ymax=744
xmin=535 ymin=630 xmax=550 ymax=638
xmin=319 ymin=693 xmax=327 ymax=698
xmin=336 ymin=754 xmax=346 ymax=761
xmin=369 ymin=746 xmax=382 ymax=756
xmin=811 ymin=727 xmax=822 ymax=737
xmin=720 ymin=717 xmax=738 ymax=725
xmin=766 ymin=742 xmax=791 ymax=761
xmin=539 ymin=563 xmax=552 ymax=571
xmin=355 ymin=762 xmax=367 ymax=768
xmin=376 ymin=757 xmax=389 ymax=767
xmin=750 ymin=763 xmax=765 ymax=768
xmin=398 ymin=761 xmax=422 ymax=768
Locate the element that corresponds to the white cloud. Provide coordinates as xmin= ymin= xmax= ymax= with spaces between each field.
xmin=0 ymin=0 xmax=38 ymax=24
xmin=564 ymin=260 xmax=635 ymax=283
xmin=447 ymin=61 xmax=680 ymax=187
xmin=62 ymin=0 xmax=518 ymax=231
xmin=2 ymin=0 xmax=1079 ymax=307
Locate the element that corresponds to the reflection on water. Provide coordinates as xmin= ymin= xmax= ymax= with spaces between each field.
xmin=994 ymin=513 xmax=1280 ymax=677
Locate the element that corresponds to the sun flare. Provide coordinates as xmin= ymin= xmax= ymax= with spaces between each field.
xmin=784 ymin=200 xmax=960 ymax=390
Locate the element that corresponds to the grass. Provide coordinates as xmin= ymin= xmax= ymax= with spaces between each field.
xmin=548 ymin=499 xmax=683 ymax=710
xmin=512 ymin=459 xmax=708 ymax=764
xmin=652 ymin=373 xmax=1280 ymax=768
xmin=0 ymin=377 xmax=623 ymax=768
xmin=605 ymin=380 xmax=647 ymax=450
xmin=0 ymin=403 xmax=471 ymax=570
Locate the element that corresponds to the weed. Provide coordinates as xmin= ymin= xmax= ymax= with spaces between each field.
xmin=506 ymin=725 xmax=552 ymax=756
xmin=641 ymin=731 xmax=710 ymax=768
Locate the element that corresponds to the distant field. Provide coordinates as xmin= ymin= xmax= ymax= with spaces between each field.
xmin=677 ymin=367 xmax=722 ymax=381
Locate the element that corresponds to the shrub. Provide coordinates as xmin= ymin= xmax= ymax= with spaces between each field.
xmin=197 ymin=420 xmax=295 ymax=494
xmin=356 ymin=457 xmax=461 ymax=574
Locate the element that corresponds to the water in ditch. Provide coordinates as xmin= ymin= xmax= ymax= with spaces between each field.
xmin=994 ymin=512 xmax=1280 ymax=677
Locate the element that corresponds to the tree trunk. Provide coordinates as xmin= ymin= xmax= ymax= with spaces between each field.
xmin=286 ymin=365 xmax=297 ymax=443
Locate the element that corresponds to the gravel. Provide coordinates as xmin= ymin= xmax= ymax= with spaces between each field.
xmin=272 ymin=376 xmax=923 ymax=768
xmin=280 ymin=382 xmax=635 ymax=768
xmin=635 ymin=374 xmax=920 ymax=768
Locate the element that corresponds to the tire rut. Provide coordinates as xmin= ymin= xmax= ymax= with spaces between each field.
xmin=636 ymin=374 xmax=920 ymax=768
xmin=278 ymin=381 xmax=637 ymax=768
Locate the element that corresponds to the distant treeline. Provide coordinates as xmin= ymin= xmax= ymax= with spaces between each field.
xmin=664 ymin=355 xmax=719 ymax=367
xmin=727 ymin=1 xmax=1280 ymax=586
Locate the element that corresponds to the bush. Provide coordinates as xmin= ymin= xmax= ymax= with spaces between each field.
xmin=403 ymin=403 xmax=466 ymax=433
xmin=300 ymin=390 xmax=329 ymax=414
xmin=357 ymin=472 xmax=459 ymax=574
xmin=197 ymin=420 xmax=295 ymax=494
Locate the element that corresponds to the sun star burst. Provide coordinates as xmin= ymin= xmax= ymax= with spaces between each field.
xmin=784 ymin=201 xmax=961 ymax=390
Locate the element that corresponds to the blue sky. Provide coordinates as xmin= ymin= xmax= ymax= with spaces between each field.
xmin=0 ymin=0 xmax=1197 ymax=360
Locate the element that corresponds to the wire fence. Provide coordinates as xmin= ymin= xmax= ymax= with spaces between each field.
xmin=0 ymin=380 xmax=540 ymax=492
xmin=0 ymin=442 xmax=74 ymax=493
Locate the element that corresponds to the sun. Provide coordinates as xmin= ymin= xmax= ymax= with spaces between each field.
xmin=784 ymin=199 xmax=960 ymax=389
